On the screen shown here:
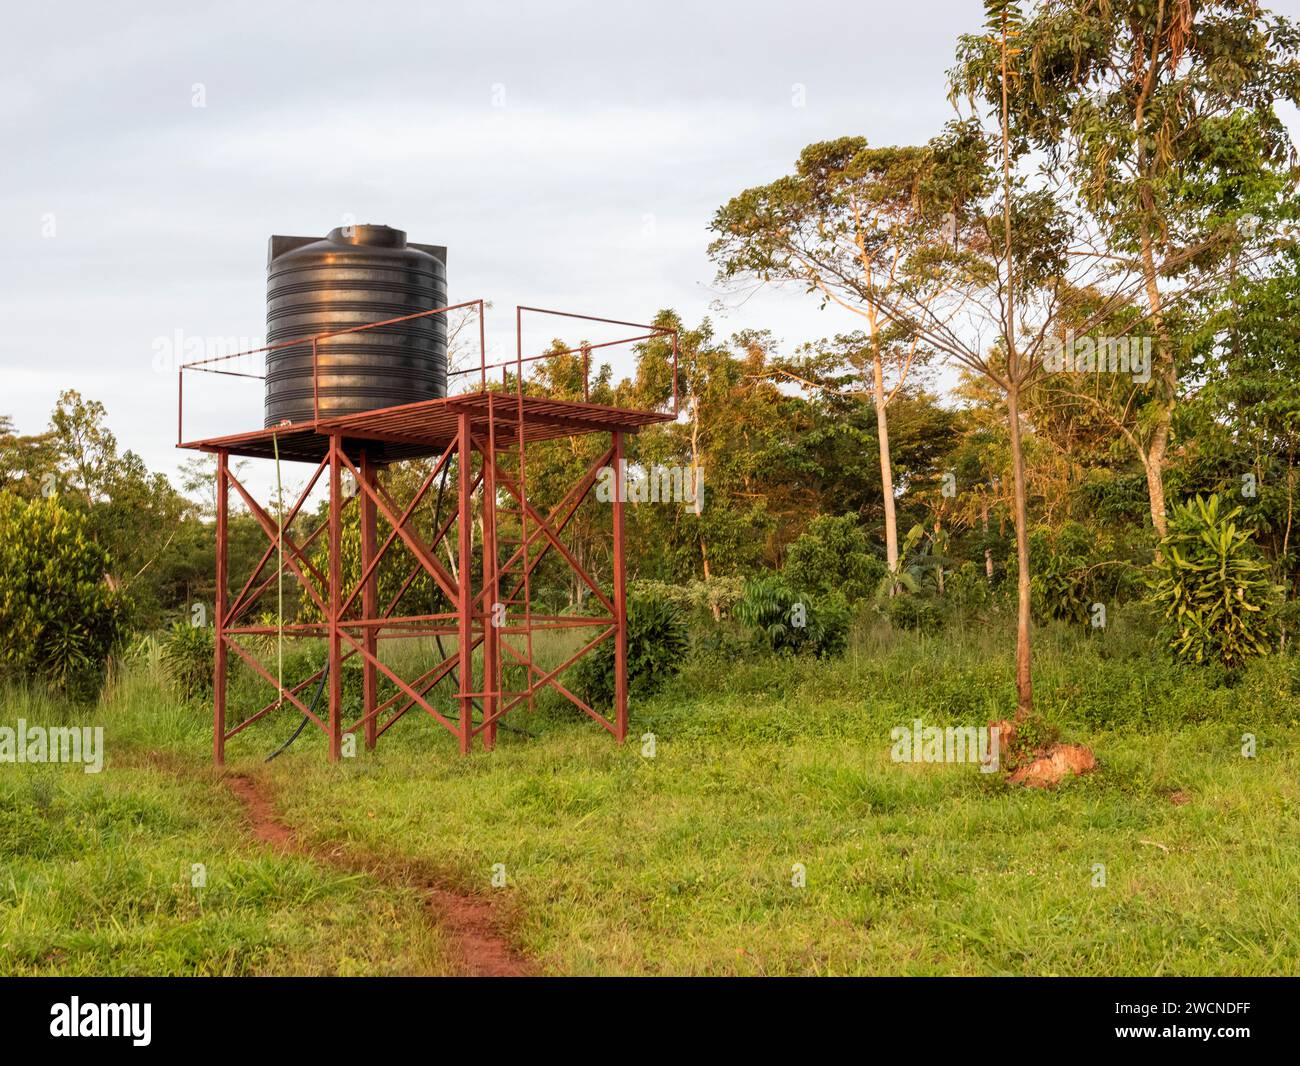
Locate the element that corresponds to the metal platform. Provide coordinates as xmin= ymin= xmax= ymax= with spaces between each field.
xmin=180 ymin=302 xmax=679 ymax=762
xmin=180 ymin=392 xmax=674 ymax=464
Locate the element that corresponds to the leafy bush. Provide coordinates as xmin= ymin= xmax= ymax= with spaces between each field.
xmin=0 ymin=492 xmax=129 ymax=694
xmin=159 ymin=623 xmax=214 ymax=697
xmin=627 ymin=576 xmax=744 ymax=619
xmin=690 ymin=622 xmax=750 ymax=662
xmin=884 ymin=592 xmax=944 ymax=634
xmin=1030 ymin=523 xmax=1093 ymax=625
xmin=946 ymin=560 xmax=993 ymax=613
xmin=1024 ymin=521 xmax=1144 ymax=625
xmin=784 ymin=514 xmax=886 ymax=604
xmin=573 ymin=595 xmax=689 ymax=709
xmin=734 ymin=575 xmax=849 ymax=658
xmin=1149 ymin=494 xmax=1279 ymax=669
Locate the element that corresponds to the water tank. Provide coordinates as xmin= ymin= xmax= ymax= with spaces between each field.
xmin=263 ymin=224 xmax=448 ymax=426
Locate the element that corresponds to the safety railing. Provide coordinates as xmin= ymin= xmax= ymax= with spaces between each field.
xmin=177 ymin=299 xmax=679 ymax=445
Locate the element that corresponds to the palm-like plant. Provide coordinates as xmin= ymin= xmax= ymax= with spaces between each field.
xmin=1150 ymin=494 xmax=1279 ymax=669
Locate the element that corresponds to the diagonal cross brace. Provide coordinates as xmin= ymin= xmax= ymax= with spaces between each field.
xmin=335 ymin=446 xmax=461 ymax=607
xmin=478 ymin=443 xmax=613 ymax=611
xmin=340 ymin=440 xmax=456 ymax=616
xmin=495 ymin=467 xmax=614 ymax=615
xmin=225 ymin=455 xmax=329 ymax=627
xmin=227 ymin=466 xmax=331 ymax=617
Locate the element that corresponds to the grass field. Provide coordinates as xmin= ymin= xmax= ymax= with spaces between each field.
xmin=3 ymin=615 xmax=1299 ymax=976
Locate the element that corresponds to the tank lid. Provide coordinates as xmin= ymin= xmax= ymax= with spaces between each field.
xmin=327 ymin=223 xmax=406 ymax=248
xmin=268 ymin=229 xmax=447 ymax=266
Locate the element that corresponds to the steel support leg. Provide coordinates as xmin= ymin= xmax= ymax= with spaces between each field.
xmin=360 ymin=450 xmax=379 ymax=751
xmin=327 ymin=436 xmax=343 ymax=762
xmin=457 ymin=412 xmax=474 ymax=754
xmin=214 ymin=452 xmax=229 ymax=765
xmin=612 ymin=431 xmax=628 ymax=742
xmin=481 ymin=420 xmax=499 ymax=751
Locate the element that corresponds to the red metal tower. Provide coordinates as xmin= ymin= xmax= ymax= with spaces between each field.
xmin=178 ymin=302 xmax=677 ymax=762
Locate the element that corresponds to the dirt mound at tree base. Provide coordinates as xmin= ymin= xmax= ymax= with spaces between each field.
xmin=986 ymin=717 xmax=1095 ymax=788
xmin=1006 ymin=744 xmax=1097 ymax=788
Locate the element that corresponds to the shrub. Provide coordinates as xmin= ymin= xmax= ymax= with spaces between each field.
xmin=946 ymin=560 xmax=993 ymax=613
xmin=627 ymin=576 xmax=744 ymax=619
xmin=1149 ymin=494 xmax=1279 ymax=669
xmin=1023 ymin=521 xmax=1145 ymax=625
xmin=159 ymin=622 xmax=214 ymax=697
xmin=884 ymin=592 xmax=944 ymax=634
xmin=690 ymin=622 xmax=750 ymax=662
xmin=0 ymin=492 xmax=129 ymax=695
xmin=783 ymin=514 xmax=885 ymax=605
xmin=734 ymin=575 xmax=849 ymax=658
xmin=1029 ymin=523 xmax=1093 ymax=625
xmin=573 ymin=595 xmax=689 ymax=709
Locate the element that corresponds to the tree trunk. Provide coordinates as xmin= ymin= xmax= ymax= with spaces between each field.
xmin=983 ymin=503 xmax=993 ymax=581
xmin=688 ymin=393 xmax=714 ymax=600
xmin=997 ymin=15 xmax=1032 ymax=719
xmin=1143 ymin=439 xmax=1169 ymax=541
xmin=1139 ymin=226 xmax=1174 ymax=543
xmin=1006 ymin=383 xmax=1034 ymax=719
xmin=934 ymin=520 xmax=945 ymax=597
xmin=873 ymin=350 xmax=900 ymax=590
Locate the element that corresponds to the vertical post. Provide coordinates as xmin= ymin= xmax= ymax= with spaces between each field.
xmin=457 ymin=411 xmax=474 ymax=754
xmin=481 ymin=402 xmax=499 ymax=750
xmin=479 ymin=300 xmax=487 ymax=392
xmin=671 ymin=332 xmax=680 ymax=417
xmin=327 ymin=436 xmax=343 ymax=762
xmin=612 ymin=431 xmax=628 ymax=743
xmin=213 ymin=452 xmax=229 ymax=765
xmin=360 ymin=450 xmax=378 ymax=751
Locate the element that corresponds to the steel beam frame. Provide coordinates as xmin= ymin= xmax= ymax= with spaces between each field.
xmin=209 ymin=415 xmax=628 ymax=764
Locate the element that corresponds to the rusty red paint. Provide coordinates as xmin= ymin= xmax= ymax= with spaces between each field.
xmin=187 ymin=304 xmax=666 ymax=763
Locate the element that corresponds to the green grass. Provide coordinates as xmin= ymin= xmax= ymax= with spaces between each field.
xmin=0 ymin=675 xmax=450 ymax=975
xmin=3 ymin=616 xmax=1299 ymax=975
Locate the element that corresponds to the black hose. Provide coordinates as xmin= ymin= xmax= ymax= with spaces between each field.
xmin=265 ymin=660 xmax=328 ymax=761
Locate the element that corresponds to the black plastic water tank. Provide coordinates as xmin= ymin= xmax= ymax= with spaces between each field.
xmin=263 ymin=224 xmax=448 ymax=426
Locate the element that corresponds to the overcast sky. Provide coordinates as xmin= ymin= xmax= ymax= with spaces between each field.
xmin=5 ymin=0 xmax=1299 ymax=485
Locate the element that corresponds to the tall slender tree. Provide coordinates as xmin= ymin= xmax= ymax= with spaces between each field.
xmin=709 ymin=141 xmax=960 ymax=579
xmin=955 ymin=0 xmax=1300 ymax=539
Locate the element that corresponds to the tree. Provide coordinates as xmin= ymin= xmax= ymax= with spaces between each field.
xmin=0 ymin=491 xmax=129 ymax=694
xmin=956 ymin=0 xmax=1300 ymax=539
xmin=783 ymin=513 xmax=886 ymax=604
xmin=0 ymin=415 xmax=57 ymax=498
xmin=1187 ymin=248 xmax=1300 ymax=586
xmin=49 ymin=390 xmax=118 ymax=504
xmin=179 ymin=452 xmax=248 ymax=519
xmin=619 ymin=315 xmax=794 ymax=585
xmin=711 ymin=3 xmax=1076 ymax=717
xmin=45 ymin=391 xmax=198 ymax=625
xmin=709 ymin=139 xmax=957 ymax=580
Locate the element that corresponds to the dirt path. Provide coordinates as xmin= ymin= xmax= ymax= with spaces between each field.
xmin=227 ymin=776 xmax=295 ymax=849
xmin=226 ymin=773 xmax=531 ymax=977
